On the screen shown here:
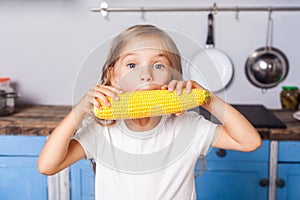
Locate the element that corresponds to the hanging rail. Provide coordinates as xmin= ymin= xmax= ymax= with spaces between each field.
xmin=91 ymin=2 xmax=300 ymax=16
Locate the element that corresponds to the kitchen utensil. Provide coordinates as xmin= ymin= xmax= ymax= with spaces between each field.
xmin=245 ymin=13 xmax=289 ymax=89
xmin=189 ymin=13 xmax=233 ymax=92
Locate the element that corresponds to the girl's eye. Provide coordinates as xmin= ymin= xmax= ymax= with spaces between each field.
xmin=127 ymin=63 xmax=137 ymax=69
xmin=153 ymin=64 xmax=165 ymax=69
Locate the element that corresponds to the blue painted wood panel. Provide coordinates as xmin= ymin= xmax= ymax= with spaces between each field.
xmin=0 ymin=136 xmax=47 ymax=200
xmin=278 ymin=141 xmax=300 ymax=162
xmin=277 ymin=163 xmax=300 ymax=199
xmin=195 ymin=161 xmax=268 ymax=200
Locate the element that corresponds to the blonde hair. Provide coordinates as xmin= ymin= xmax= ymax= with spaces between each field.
xmin=100 ymin=24 xmax=183 ymax=85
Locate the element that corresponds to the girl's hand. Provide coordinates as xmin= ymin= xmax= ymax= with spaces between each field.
xmin=77 ymin=85 xmax=123 ymax=113
xmin=160 ymin=80 xmax=205 ymax=116
xmin=161 ymin=80 xmax=204 ymax=95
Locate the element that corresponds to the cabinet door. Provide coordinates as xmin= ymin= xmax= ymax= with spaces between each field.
xmin=0 ymin=136 xmax=47 ymax=200
xmin=276 ymin=164 xmax=300 ymax=200
xmin=70 ymin=159 xmax=95 ymax=200
xmin=0 ymin=157 xmax=47 ymax=200
xmin=195 ymin=141 xmax=269 ymax=200
xmin=277 ymin=141 xmax=300 ymax=200
xmin=195 ymin=161 xmax=268 ymax=200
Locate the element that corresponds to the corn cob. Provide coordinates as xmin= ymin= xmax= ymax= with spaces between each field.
xmin=93 ymin=89 xmax=210 ymax=120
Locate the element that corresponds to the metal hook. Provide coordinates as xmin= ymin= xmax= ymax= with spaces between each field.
xmin=141 ymin=6 xmax=146 ymax=20
xmin=235 ymin=6 xmax=240 ymax=21
xmin=100 ymin=1 xmax=109 ymax=17
xmin=211 ymin=3 xmax=218 ymax=15
xmin=268 ymin=6 xmax=273 ymax=20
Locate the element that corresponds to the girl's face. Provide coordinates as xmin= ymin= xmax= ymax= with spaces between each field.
xmin=109 ymin=36 xmax=173 ymax=92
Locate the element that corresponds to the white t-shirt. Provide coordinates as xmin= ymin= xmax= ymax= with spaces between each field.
xmin=73 ymin=111 xmax=218 ymax=200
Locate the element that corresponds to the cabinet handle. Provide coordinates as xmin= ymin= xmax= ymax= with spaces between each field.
xmin=259 ymin=178 xmax=269 ymax=187
xmin=276 ymin=179 xmax=285 ymax=188
xmin=216 ymin=149 xmax=226 ymax=157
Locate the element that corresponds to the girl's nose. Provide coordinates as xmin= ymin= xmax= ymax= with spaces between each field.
xmin=140 ymin=74 xmax=152 ymax=82
xmin=139 ymin=66 xmax=153 ymax=82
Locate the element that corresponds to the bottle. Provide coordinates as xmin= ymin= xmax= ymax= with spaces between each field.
xmin=280 ymin=86 xmax=299 ymax=110
xmin=0 ymin=77 xmax=16 ymax=115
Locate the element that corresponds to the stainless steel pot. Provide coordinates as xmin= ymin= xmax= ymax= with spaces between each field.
xmin=245 ymin=13 xmax=289 ymax=89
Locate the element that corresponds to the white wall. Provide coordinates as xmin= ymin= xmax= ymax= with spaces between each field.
xmin=1 ymin=0 xmax=300 ymax=108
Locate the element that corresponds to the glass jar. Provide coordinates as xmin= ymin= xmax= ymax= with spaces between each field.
xmin=280 ymin=86 xmax=299 ymax=110
xmin=0 ymin=77 xmax=16 ymax=116
xmin=0 ymin=90 xmax=6 ymax=111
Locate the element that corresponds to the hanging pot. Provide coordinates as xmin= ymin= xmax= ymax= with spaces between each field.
xmin=245 ymin=13 xmax=289 ymax=89
xmin=189 ymin=13 xmax=234 ymax=92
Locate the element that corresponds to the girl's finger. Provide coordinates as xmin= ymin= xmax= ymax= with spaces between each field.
xmin=95 ymin=95 xmax=111 ymax=107
xmin=92 ymin=97 xmax=101 ymax=108
xmin=161 ymin=85 xmax=168 ymax=90
xmin=93 ymin=86 xmax=115 ymax=98
xmin=90 ymin=87 xmax=113 ymax=107
xmin=186 ymin=80 xmax=193 ymax=93
xmin=189 ymin=80 xmax=204 ymax=90
xmin=175 ymin=111 xmax=185 ymax=116
xmin=175 ymin=81 xmax=186 ymax=95
xmin=97 ymin=85 xmax=123 ymax=94
xmin=168 ymin=80 xmax=179 ymax=92
xmin=93 ymin=86 xmax=121 ymax=102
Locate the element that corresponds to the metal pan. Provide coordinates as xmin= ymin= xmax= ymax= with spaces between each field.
xmin=245 ymin=13 xmax=289 ymax=89
xmin=189 ymin=13 xmax=234 ymax=92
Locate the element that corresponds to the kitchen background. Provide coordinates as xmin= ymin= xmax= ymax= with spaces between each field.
xmin=1 ymin=0 xmax=300 ymax=108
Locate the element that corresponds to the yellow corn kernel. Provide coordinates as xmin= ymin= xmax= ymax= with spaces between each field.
xmin=93 ymin=89 xmax=210 ymax=120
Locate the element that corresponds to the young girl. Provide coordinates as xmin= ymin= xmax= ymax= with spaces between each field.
xmin=38 ymin=24 xmax=261 ymax=199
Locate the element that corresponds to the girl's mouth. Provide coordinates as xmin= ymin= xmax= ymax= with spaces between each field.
xmin=134 ymin=83 xmax=162 ymax=91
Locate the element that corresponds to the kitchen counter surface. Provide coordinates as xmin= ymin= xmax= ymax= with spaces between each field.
xmin=268 ymin=109 xmax=300 ymax=140
xmin=0 ymin=105 xmax=70 ymax=136
xmin=0 ymin=105 xmax=299 ymax=140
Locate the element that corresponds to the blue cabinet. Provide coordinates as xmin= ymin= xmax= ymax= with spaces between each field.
xmin=276 ymin=141 xmax=300 ymax=200
xmin=0 ymin=135 xmax=96 ymax=200
xmin=0 ymin=136 xmax=48 ymax=200
xmin=4 ymin=137 xmax=299 ymax=199
xmin=195 ymin=140 xmax=270 ymax=200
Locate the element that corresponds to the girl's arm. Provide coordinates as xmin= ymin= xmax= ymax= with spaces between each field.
xmin=37 ymin=85 xmax=122 ymax=175
xmin=166 ymin=80 xmax=262 ymax=152
xmin=37 ymin=105 xmax=86 ymax=175
xmin=203 ymin=93 xmax=262 ymax=151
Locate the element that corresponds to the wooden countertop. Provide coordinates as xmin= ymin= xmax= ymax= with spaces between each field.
xmin=0 ymin=105 xmax=299 ymax=140
xmin=0 ymin=105 xmax=70 ymax=136
xmin=268 ymin=109 xmax=300 ymax=140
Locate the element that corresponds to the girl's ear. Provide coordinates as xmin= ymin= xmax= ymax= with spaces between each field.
xmin=109 ymin=67 xmax=117 ymax=86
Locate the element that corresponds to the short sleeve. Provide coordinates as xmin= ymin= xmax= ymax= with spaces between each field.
xmin=196 ymin=117 xmax=218 ymax=156
xmin=182 ymin=111 xmax=218 ymax=156
xmin=72 ymin=114 xmax=102 ymax=160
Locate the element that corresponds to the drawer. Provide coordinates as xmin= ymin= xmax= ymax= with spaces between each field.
xmin=278 ymin=141 xmax=300 ymax=162
xmin=205 ymin=140 xmax=269 ymax=162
